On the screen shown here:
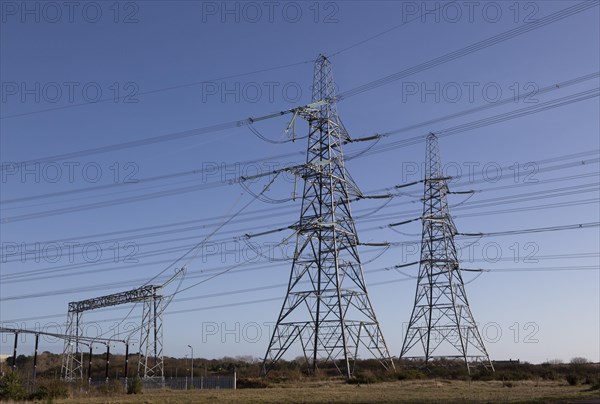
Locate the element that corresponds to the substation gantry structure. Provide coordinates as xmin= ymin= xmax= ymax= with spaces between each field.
xmin=61 ymin=268 xmax=184 ymax=382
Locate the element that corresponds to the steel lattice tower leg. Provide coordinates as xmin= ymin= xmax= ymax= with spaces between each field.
xmin=399 ymin=133 xmax=493 ymax=373
xmin=137 ymin=291 xmax=164 ymax=382
xmin=61 ymin=310 xmax=83 ymax=381
xmin=261 ymin=55 xmax=394 ymax=379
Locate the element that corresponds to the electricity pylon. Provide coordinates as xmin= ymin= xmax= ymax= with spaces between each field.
xmin=261 ymin=55 xmax=394 ymax=379
xmin=399 ymin=133 xmax=493 ymax=373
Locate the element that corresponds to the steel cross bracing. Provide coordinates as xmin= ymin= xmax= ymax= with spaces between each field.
xmin=137 ymin=291 xmax=164 ymax=380
xmin=399 ymin=133 xmax=493 ymax=373
xmin=261 ymin=55 xmax=394 ymax=379
xmin=60 ymin=269 xmax=184 ymax=381
xmin=61 ymin=310 xmax=84 ymax=381
xmin=67 ymin=285 xmax=156 ymax=313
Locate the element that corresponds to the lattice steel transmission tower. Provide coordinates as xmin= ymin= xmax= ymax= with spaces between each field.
xmin=261 ymin=55 xmax=394 ymax=378
xmin=399 ymin=133 xmax=493 ymax=373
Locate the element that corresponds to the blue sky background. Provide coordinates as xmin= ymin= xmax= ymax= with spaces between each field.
xmin=1 ymin=0 xmax=599 ymax=365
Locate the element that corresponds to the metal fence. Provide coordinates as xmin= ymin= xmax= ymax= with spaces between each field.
xmin=148 ymin=374 xmax=236 ymax=390
xmin=73 ymin=373 xmax=237 ymax=390
xmin=97 ymin=374 xmax=236 ymax=390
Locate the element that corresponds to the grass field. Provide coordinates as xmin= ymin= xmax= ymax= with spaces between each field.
xmin=51 ymin=380 xmax=600 ymax=403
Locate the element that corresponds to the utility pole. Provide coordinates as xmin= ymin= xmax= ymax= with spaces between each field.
xmin=187 ymin=345 xmax=193 ymax=389
xmin=261 ymin=54 xmax=394 ymax=379
xmin=399 ymin=133 xmax=493 ymax=373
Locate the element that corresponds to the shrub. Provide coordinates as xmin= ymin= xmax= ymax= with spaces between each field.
xmin=540 ymin=370 xmax=558 ymax=380
xmin=499 ymin=370 xmax=532 ymax=381
xmin=0 ymin=371 xmax=27 ymax=401
xmin=127 ymin=376 xmax=142 ymax=395
xmin=566 ymin=374 xmax=579 ymax=386
xmin=398 ymin=370 xmax=427 ymax=380
xmin=347 ymin=371 xmax=377 ymax=385
xmin=96 ymin=379 xmax=124 ymax=396
xmin=32 ymin=378 xmax=69 ymax=400
xmin=584 ymin=375 xmax=600 ymax=390
xmin=237 ymin=378 xmax=268 ymax=389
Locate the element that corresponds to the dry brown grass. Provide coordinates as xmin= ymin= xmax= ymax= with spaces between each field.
xmin=45 ymin=379 xmax=600 ymax=403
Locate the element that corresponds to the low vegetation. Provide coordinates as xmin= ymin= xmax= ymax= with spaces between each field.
xmin=0 ymin=354 xmax=598 ymax=402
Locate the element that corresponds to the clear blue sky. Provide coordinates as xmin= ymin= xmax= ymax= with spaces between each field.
xmin=1 ymin=1 xmax=598 ymax=365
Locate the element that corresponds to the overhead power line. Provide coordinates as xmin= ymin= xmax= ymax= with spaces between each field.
xmin=2 ymin=155 xmax=595 ymax=258
xmin=1 ymin=176 xmax=597 ymax=285
xmin=3 ymin=71 xmax=597 ymax=208
xmin=3 ymin=89 xmax=598 ymax=224
xmin=2 ymin=263 xmax=597 ymax=326
xmin=0 ymin=60 xmax=315 ymax=120
xmin=2 ymin=174 xmax=597 ymax=279
xmin=2 ymin=1 xmax=595 ymax=168
xmin=336 ymin=1 xmax=599 ymax=100
xmin=1 ymin=219 xmax=597 ymax=300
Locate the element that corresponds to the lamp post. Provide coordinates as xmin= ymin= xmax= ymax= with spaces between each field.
xmin=187 ymin=345 xmax=194 ymax=389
